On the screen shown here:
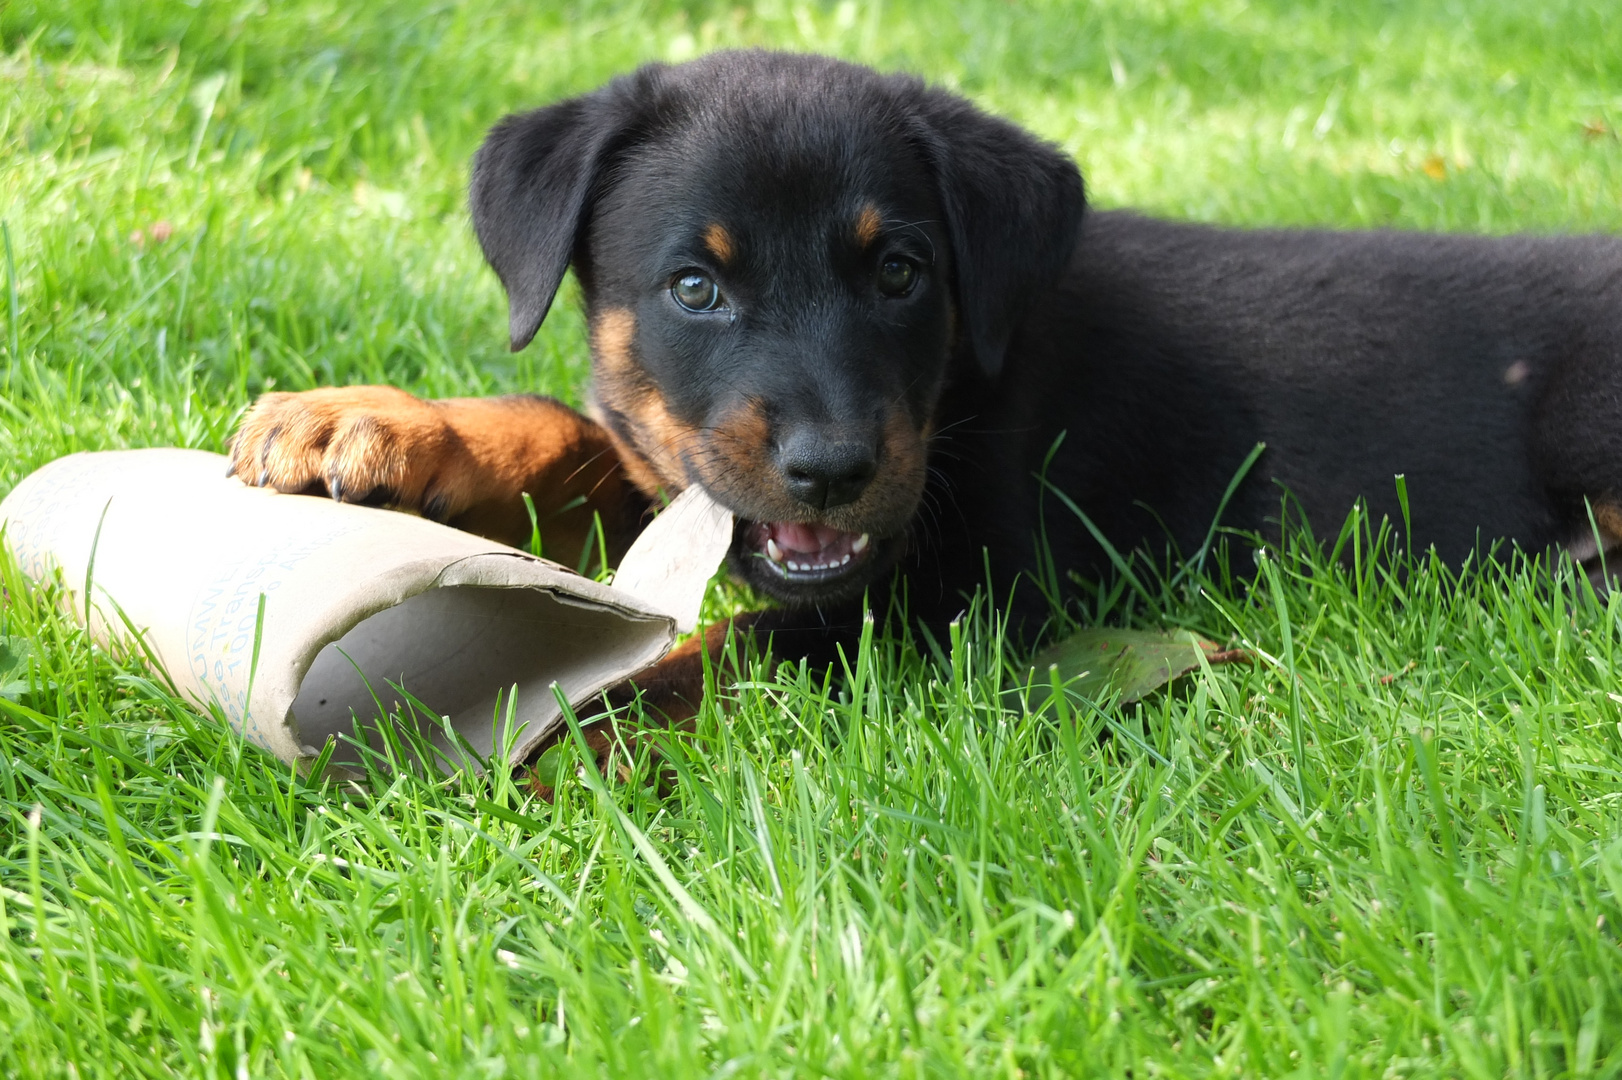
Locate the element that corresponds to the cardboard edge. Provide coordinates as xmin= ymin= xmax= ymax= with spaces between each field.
xmin=430 ymin=553 xmax=679 ymax=768
xmin=265 ymin=552 xmax=678 ymax=776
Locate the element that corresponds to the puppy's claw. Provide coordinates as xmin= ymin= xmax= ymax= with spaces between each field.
xmin=254 ymin=426 xmax=281 ymax=489
xmin=327 ymin=474 xmax=345 ymax=503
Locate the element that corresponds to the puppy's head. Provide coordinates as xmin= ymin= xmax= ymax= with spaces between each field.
xmin=471 ymin=51 xmax=1083 ymax=606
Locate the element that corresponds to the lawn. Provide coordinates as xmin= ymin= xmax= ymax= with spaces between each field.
xmin=3 ymin=0 xmax=1622 ymax=1075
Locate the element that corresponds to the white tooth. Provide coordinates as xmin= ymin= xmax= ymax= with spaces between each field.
xmin=852 ymin=533 xmax=870 ymax=554
xmin=788 ymin=561 xmax=803 ymax=571
xmin=839 ymin=554 xmax=850 ymax=566
xmin=766 ymin=537 xmax=785 ymax=563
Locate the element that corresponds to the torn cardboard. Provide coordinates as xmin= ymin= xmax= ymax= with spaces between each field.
xmin=0 ymin=449 xmax=735 ymax=773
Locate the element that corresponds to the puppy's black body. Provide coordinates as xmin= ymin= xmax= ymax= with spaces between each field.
xmin=235 ymin=50 xmax=1622 ymax=664
xmin=913 ymin=214 xmax=1622 ymax=623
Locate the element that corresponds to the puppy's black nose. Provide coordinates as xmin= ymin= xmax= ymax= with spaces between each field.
xmin=777 ymin=428 xmax=878 ymax=510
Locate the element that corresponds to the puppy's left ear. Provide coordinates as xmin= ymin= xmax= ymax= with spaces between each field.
xmin=470 ymin=72 xmax=655 ymax=351
xmin=908 ymin=88 xmax=1085 ymax=379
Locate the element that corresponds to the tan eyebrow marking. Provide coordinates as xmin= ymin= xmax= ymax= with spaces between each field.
xmin=702 ymin=222 xmax=735 ymax=264
xmin=855 ymin=203 xmax=883 ymax=248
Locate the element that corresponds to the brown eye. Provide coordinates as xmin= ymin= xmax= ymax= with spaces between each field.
xmin=672 ymin=271 xmax=722 ymax=312
xmin=877 ymin=256 xmax=917 ymax=298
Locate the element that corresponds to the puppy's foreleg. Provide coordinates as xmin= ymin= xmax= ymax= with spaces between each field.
xmin=230 ymin=387 xmax=648 ymax=566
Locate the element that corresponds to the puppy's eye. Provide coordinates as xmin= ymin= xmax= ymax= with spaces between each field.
xmin=672 ymin=271 xmax=723 ymax=312
xmin=876 ymin=256 xmax=918 ymax=298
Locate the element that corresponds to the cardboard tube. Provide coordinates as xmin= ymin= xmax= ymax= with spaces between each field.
xmin=0 ymin=449 xmax=697 ymax=773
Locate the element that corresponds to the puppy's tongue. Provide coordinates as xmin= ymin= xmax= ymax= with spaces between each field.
xmin=771 ymin=521 xmax=850 ymax=554
xmin=749 ymin=520 xmax=871 ymax=572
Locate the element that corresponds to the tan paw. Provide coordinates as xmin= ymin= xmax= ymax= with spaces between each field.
xmin=228 ymin=386 xmax=467 ymax=520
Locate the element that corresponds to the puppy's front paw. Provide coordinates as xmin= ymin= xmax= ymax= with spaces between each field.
xmin=229 ymin=386 xmax=463 ymax=518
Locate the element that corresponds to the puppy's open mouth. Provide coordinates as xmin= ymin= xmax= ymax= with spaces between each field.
xmin=742 ymin=520 xmax=872 ymax=582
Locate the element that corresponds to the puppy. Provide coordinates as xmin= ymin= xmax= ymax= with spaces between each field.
xmin=231 ymin=50 xmax=1622 ymax=704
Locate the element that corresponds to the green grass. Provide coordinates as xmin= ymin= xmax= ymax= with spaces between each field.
xmin=3 ymin=0 xmax=1622 ymax=1075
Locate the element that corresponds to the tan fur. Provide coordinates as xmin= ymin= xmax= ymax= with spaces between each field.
xmin=702 ymin=222 xmax=736 ymax=264
xmin=229 ymin=386 xmax=641 ymax=568
xmin=590 ymin=306 xmax=638 ymax=379
xmin=589 ymin=307 xmax=670 ymax=496
xmin=868 ymin=407 xmax=931 ymax=525
xmin=589 ymin=307 xmax=705 ymax=498
xmin=700 ymin=396 xmax=777 ymax=494
xmin=1594 ymin=501 xmax=1622 ymax=547
xmin=854 ymin=203 xmax=883 ymax=248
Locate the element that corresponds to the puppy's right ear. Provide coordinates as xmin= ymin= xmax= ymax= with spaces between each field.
xmin=470 ymin=78 xmax=650 ymax=351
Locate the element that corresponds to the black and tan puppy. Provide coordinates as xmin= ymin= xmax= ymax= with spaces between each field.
xmin=231 ymin=50 xmax=1622 ymax=708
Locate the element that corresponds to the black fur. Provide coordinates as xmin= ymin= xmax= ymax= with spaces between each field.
xmin=470 ymin=50 xmax=1622 ymax=638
